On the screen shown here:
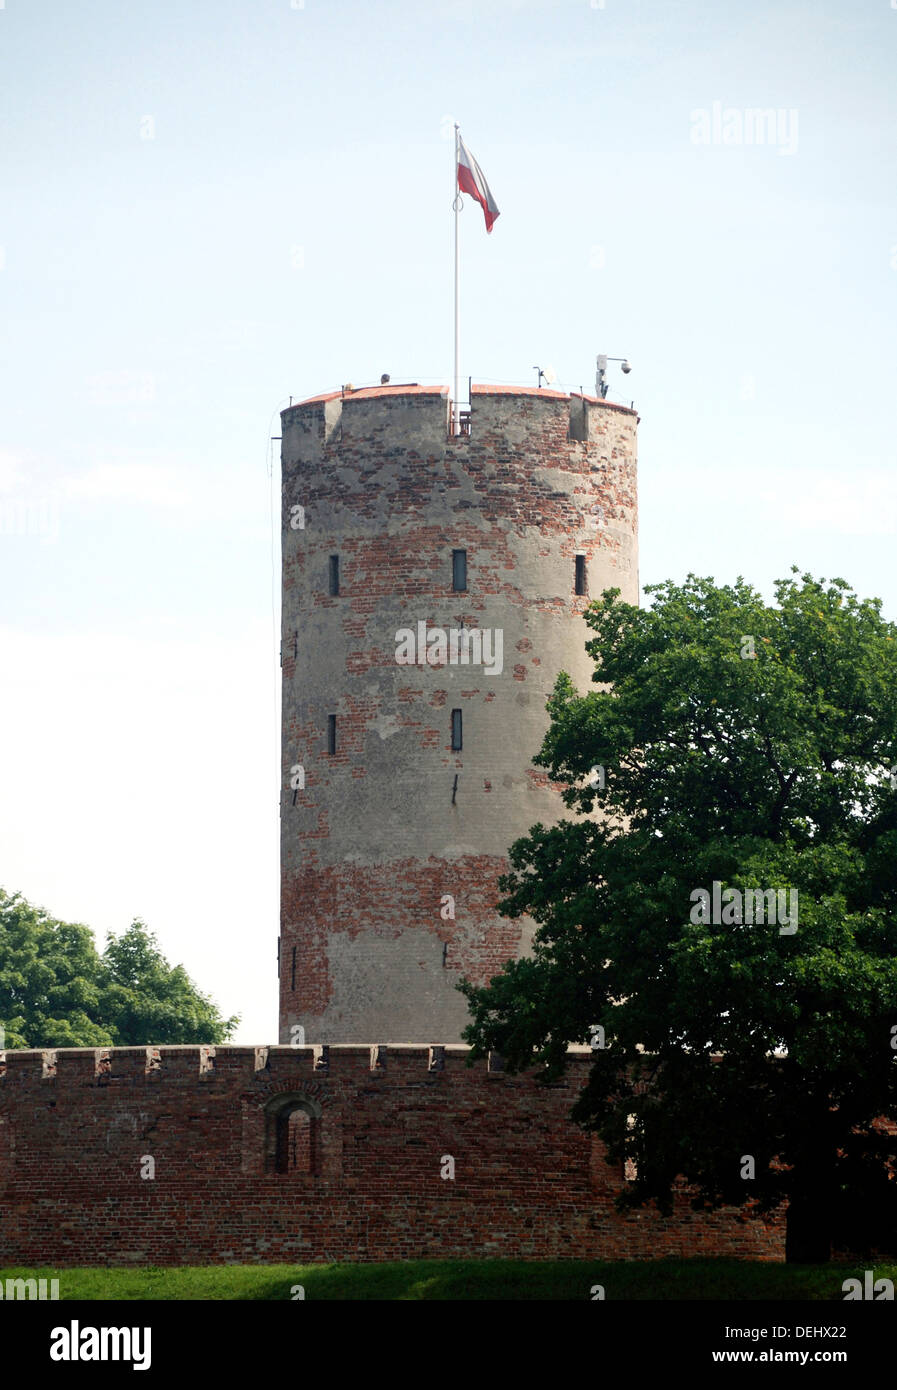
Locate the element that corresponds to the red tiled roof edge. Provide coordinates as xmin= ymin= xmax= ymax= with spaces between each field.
xmin=289 ymin=383 xmax=636 ymax=414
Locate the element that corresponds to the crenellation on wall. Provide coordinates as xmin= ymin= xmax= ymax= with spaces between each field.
xmin=0 ymin=1042 xmax=784 ymax=1263
xmin=54 ymin=1050 xmax=97 ymax=1083
xmin=0 ymin=1045 xmax=778 ymax=1267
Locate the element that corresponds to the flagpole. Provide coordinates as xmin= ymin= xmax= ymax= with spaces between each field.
xmin=453 ymin=123 xmax=460 ymax=437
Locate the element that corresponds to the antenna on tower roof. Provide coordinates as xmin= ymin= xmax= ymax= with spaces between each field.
xmin=596 ymin=354 xmax=632 ymax=399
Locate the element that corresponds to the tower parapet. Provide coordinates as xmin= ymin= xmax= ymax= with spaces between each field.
xmin=279 ymin=382 xmax=638 ymax=1043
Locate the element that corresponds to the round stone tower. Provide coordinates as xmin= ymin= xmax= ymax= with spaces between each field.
xmin=279 ymin=382 xmax=638 ymax=1043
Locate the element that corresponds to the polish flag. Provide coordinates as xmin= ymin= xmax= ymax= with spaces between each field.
xmin=457 ymin=135 xmax=500 ymax=233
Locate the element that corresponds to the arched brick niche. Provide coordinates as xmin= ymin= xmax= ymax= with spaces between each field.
xmin=240 ymin=1078 xmax=339 ymax=1179
xmin=264 ymin=1093 xmax=323 ymax=1176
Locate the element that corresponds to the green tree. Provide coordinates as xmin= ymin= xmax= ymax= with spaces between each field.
xmin=0 ymin=889 xmax=238 ymax=1048
xmin=460 ymin=571 xmax=897 ymax=1261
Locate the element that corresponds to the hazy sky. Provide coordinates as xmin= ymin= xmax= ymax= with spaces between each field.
xmin=1 ymin=0 xmax=894 ymax=1043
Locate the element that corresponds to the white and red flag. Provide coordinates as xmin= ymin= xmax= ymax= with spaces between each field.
xmin=457 ymin=134 xmax=500 ymax=233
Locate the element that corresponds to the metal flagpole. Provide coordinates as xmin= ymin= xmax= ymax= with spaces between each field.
xmin=453 ymin=123 xmax=461 ymax=436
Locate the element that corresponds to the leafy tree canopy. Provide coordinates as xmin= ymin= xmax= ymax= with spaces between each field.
xmin=0 ymin=889 xmax=238 ymax=1048
xmin=460 ymin=570 xmax=897 ymax=1259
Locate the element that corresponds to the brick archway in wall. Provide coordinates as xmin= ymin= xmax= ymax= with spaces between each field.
xmin=240 ymin=1077 xmax=339 ymax=1178
xmin=264 ymin=1093 xmax=323 ymax=1175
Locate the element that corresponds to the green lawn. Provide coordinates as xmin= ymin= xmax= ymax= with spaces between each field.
xmin=0 ymin=1259 xmax=891 ymax=1300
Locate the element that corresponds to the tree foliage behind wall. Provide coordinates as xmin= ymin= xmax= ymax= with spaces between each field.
xmin=0 ymin=888 xmax=238 ymax=1047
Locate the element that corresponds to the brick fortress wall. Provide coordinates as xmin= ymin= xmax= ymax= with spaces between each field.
xmin=0 ymin=1046 xmax=783 ymax=1266
xmin=0 ymin=385 xmax=788 ymax=1268
xmin=280 ymin=384 xmax=639 ymax=1043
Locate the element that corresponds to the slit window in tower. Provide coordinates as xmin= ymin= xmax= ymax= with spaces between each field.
xmin=327 ymin=714 xmax=337 ymax=755
xmin=575 ymin=554 xmax=587 ymax=596
xmin=452 ymin=549 xmax=467 ymax=592
xmin=329 ymin=555 xmax=340 ymax=596
xmin=451 ymin=709 xmax=462 ymax=751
